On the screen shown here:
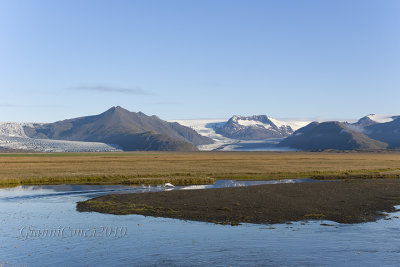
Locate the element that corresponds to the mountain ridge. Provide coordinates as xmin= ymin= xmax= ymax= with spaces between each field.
xmin=278 ymin=121 xmax=388 ymax=151
xmin=1 ymin=111 xmax=399 ymax=152
xmin=214 ymin=115 xmax=299 ymax=140
xmin=23 ymin=106 xmax=213 ymax=151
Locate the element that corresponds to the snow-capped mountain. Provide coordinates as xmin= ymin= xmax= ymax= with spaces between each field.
xmin=4 ymin=110 xmax=398 ymax=152
xmin=349 ymin=114 xmax=400 ymax=132
xmin=214 ymin=115 xmax=309 ymax=140
xmin=170 ymin=116 xmax=311 ymax=151
xmin=280 ymin=114 xmax=400 ymax=151
xmin=351 ymin=114 xmax=400 ymax=129
xmin=353 ymin=114 xmax=400 ymax=149
xmin=365 ymin=114 xmax=400 ymax=123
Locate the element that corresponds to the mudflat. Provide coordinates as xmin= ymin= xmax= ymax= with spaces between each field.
xmin=77 ymin=179 xmax=400 ymax=225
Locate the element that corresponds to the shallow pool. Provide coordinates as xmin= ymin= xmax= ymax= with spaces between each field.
xmin=1 ymin=180 xmax=400 ymax=266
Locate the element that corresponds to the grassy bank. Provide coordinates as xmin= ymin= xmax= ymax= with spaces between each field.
xmin=1 ymin=151 xmax=400 ymax=186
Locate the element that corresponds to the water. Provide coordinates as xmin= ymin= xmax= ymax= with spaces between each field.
xmin=1 ymin=180 xmax=400 ymax=266
xmin=0 ymin=179 xmax=316 ymax=201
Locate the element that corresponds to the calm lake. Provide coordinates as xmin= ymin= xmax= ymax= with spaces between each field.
xmin=1 ymin=180 xmax=400 ymax=266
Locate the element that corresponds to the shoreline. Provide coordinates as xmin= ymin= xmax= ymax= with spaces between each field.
xmin=77 ymin=179 xmax=400 ymax=225
xmin=0 ymin=176 xmax=216 ymax=188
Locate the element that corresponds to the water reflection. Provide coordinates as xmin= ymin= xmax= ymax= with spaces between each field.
xmin=0 ymin=179 xmax=316 ymax=202
xmin=0 ymin=180 xmax=399 ymax=266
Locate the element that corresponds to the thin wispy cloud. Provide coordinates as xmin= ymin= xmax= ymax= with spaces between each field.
xmin=71 ymin=85 xmax=152 ymax=95
xmin=153 ymin=101 xmax=181 ymax=105
xmin=0 ymin=104 xmax=64 ymax=108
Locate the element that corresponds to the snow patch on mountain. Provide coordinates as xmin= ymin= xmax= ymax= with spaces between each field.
xmin=269 ymin=118 xmax=311 ymax=131
xmin=366 ymin=114 xmax=397 ymax=123
xmin=349 ymin=114 xmax=400 ymax=134
xmin=236 ymin=119 xmax=273 ymax=129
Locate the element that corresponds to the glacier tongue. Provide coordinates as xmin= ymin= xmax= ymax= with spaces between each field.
xmin=0 ymin=116 xmax=312 ymax=152
xmin=0 ymin=136 xmax=121 ymax=152
xmin=168 ymin=119 xmax=235 ymax=151
xmin=0 ymin=122 xmax=34 ymax=138
xmin=0 ymin=122 xmax=122 ymax=152
xmin=169 ymin=117 xmax=309 ymax=151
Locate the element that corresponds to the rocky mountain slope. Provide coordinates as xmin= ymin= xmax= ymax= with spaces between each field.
xmin=23 ymin=106 xmax=213 ymax=151
xmin=2 ymin=111 xmax=398 ymax=152
xmin=363 ymin=117 xmax=400 ymax=148
xmin=214 ymin=115 xmax=307 ymax=140
xmin=346 ymin=114 xmax=400 ymax=149
xmin=278 ymin=121 xmax=388 ymax=151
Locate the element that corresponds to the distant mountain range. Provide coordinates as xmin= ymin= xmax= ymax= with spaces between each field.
xmin=172 ymin=116 xmax=311 ymax=151
xmin=278 ymin=114 xmax=400 ymax=151
xmin=0 ymin=110 xmax=399 ymax=152
xmin=23 ymin=106 xmax=213 ymax=151
xmin=174 ymin=113 xmax=400 ymax=151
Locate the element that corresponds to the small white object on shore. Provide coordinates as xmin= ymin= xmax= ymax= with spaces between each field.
xmin=163 ymin=183 xmax=175 ymax=188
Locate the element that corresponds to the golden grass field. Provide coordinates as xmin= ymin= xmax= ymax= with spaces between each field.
xmin=1 ymin=151 xmax=400 ymax=186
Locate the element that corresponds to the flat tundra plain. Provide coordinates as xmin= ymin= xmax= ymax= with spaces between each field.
xmin=1 ymin=151 xmax=400 ymax=186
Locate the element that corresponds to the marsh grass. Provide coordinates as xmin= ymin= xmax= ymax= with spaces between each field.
xmin=1 ymin=151 xmax=400 ymax=187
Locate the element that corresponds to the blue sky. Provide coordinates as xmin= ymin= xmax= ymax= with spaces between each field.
xmin=0 ymin=0 xmax=399 ymax=122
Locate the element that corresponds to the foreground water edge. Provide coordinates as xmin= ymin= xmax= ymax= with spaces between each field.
xmin=1 ymin=180 xmax=400 ymax=266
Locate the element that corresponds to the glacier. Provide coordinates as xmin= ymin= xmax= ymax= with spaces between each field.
xmin=0 ymin=122 xmax=121 ymax=152
xmin=169 ymin=118 xmax=308 ymax=151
